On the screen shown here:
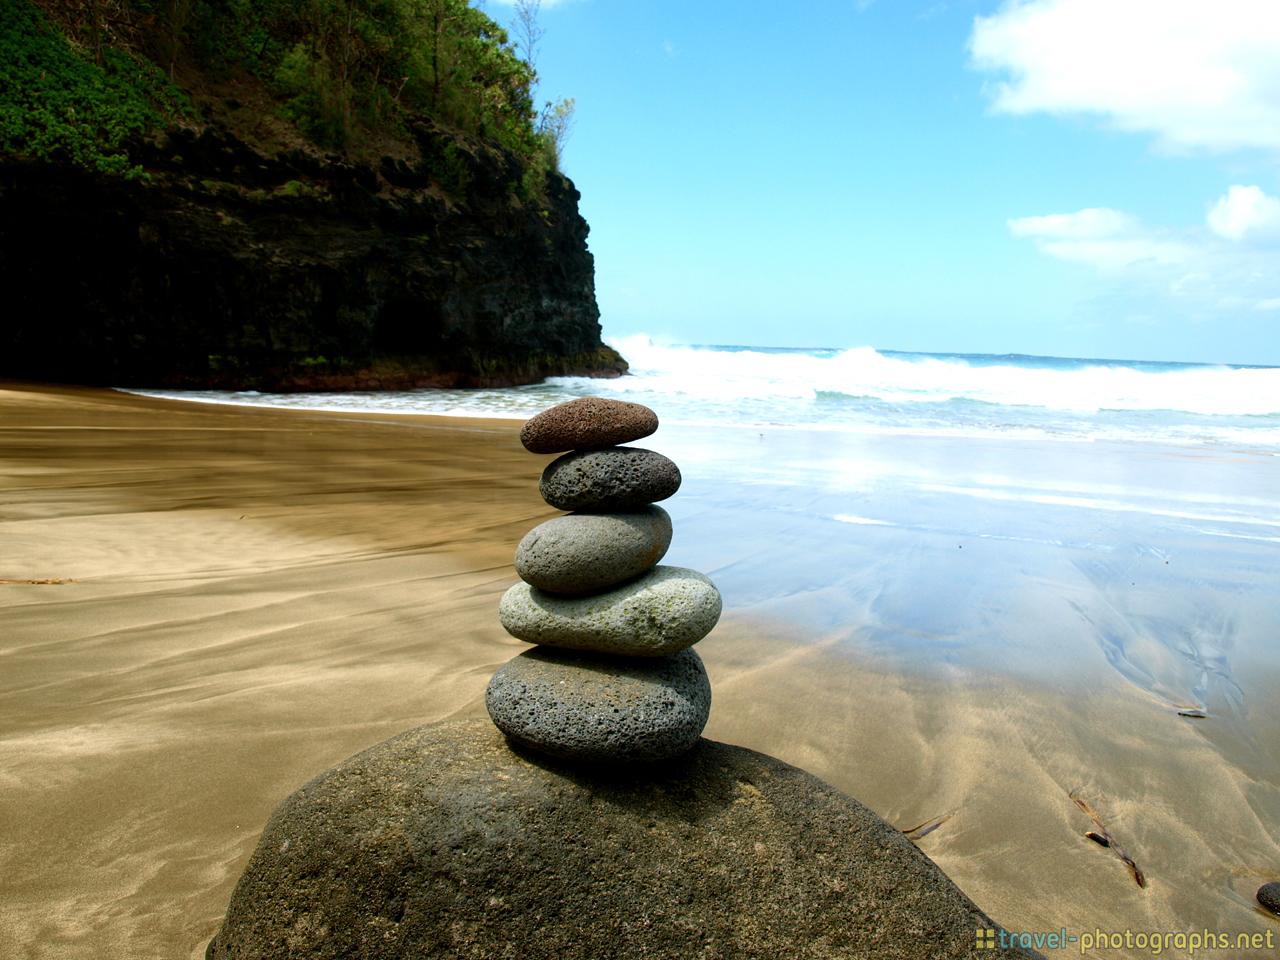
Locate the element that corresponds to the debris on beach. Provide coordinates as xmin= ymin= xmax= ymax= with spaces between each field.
xmin=0 ymin=577 xmax=74 ymax=585
xmin=1177 ymin=707 xmax=1209 ymax=718
xmin=485 ymin=397 xmax=720 ymax=762
xmin=1070 ymin=789 xmax=1147 ymax=888
xmin=1258 ymin=882 xmax=1280 ymax=916
xmin=901 ymin=809 xmax=956 ymax=841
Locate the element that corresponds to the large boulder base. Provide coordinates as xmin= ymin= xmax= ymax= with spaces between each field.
xmin=207 ymin=718 xmax=1039 ymax=960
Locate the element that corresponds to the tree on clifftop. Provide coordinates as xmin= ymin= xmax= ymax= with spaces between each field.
xmin=5 ymin=0 xmax=560 ymax=168
xmin=510 ymin=0 xmax=574 ymax=167
xmin=251 ymin=0 xmax=539 ymax=153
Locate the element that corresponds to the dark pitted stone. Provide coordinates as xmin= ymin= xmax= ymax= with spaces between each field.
xmin=206 ymin=718 xmax=1041 ymax=960
xmin=520 ymin=397 xmax=658 ymax=454
xmin=499 ymin=565 xmax=721 ymax=656
xmin=485 ymin=647 xmax=711 ymax=762
xmin=540 ymin=446 xmax=681 ymax=511
xmin=514 ymin=506 xmax=671 ymax=595
xmin=1259 ymin=882 xmax=1280 ymax=915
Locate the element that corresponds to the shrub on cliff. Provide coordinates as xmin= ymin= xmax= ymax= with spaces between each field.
xmin=190 ymin=0 xmax=541 ymax=157
xmin=0 ymin=0 xmax=189 ymax=176
xmin=4 ymin=0 xmax=561 ymax=178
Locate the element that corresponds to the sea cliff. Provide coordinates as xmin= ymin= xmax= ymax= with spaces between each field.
xmin=0 ymin=0 xmax=625 ymax=390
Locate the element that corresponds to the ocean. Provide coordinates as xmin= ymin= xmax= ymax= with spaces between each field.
xmin=125 ymin=337 xmax=1280 ymax=938
xmin=130 ymin=334 xmax=1280 ymax=684
xmin=134 ymin=335 xmax=1280 ymax=449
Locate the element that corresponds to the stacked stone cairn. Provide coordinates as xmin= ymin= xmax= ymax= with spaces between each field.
xmin=485 ymin=397 xmax=722 ymax=762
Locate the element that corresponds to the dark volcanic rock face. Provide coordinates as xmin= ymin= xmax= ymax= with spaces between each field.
xmin=206 ymin=718 xmax=1041 ymax=960
xmin=0 ymin=122 xmax=625 ymax=389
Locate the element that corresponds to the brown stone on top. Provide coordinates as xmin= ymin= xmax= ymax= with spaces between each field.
xmin=520 ymin=397 xmax=658 ymax=453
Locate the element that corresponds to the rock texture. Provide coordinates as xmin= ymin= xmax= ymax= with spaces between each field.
xmin=485 ymin=647 xmax=711 ymax=761
xmin=540 ymin=446 xmax=682 ymax=512
xmin=498 ymin=565 xmax=722 ymax=656
xmin=205 ymin=718 xmax=1040 ymax=960
xmin=0 ymin=122 xmax=627 ymax=389
xmin=514 ymin=506 xmax=672 ymax=595
xmin=519 ymin=397 xmax=658 ymax=453
xmin=1259 ymin=882 xmax=1280 ymax=915
xmin=494 ymin=399 xmax=717 ymax=762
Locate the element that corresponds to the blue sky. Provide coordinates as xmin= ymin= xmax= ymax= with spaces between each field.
xmin=488 ymin=0 xmax=1280 ymax=365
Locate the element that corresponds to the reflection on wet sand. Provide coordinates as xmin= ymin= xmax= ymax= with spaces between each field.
xmin=1 ymin=385 xmax=1277 ymax=959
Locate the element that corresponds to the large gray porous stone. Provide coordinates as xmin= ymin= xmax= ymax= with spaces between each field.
xmin=498 ymin=565 xmax=721 ymax=656
xmin=206 ymin=718 xmax=1041 ymax=960
xmin=519 ymin=397 xmax=658 ymax=454
xmin=539 ymin=446 xmax=682 ymax=512
xmin=484 ymin=646 xmax=711 ymax=762
xmin=514 ymin=506 xmax=672 ymax=595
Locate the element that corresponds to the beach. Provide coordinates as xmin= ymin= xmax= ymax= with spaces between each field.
xmin=3 ymin=382 xmax=1279 ymax=959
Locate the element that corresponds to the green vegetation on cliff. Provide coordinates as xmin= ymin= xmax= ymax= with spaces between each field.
xmin=187 ymin=0 xmax=542 ymax=156
xmin=0 ymin=0 xmax=189 ymax=175
xmin=1 ymin=0 xmax=570 ymax=178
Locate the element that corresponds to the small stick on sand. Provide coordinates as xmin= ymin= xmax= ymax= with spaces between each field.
xmin=0 ymin=578 xmax=75 ymax=585
xmin=1070 ymin=789 xmax=1146 ymax=888
xmin=900 ymin=809 xmax=956 ymax=841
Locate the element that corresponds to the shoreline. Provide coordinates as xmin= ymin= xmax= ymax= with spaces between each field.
xmin=116 ymin=383 xmax=1280 ymax=452
xmin=2 ymin=382 xmax=1278 ymax=958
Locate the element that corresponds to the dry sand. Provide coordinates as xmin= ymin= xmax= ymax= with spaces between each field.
xmin=2 ymin=383 xmax=1278 ymax=959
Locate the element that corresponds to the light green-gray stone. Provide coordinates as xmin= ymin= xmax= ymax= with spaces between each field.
xmin=498 ymin=565 xmax=722 ymax=656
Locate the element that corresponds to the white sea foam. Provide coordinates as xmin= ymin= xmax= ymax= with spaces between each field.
xmin=832 ymin=514 xmax=894 ymax=526
xmin=599 ymin=335 xmax=1280 ymax=417
xmin=122 ymin=334 xmax=1280 ymax=449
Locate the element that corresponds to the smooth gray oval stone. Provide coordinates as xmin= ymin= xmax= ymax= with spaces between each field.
xmin=485 ymin=647 xmax=711 ymax=762
xmin=540 ymin=447 xmax=681 ymax=512
xmin=514 ymin=506 xmax=671 ymax=595
xmin=499 ymin=565 xmax=721 ymax=656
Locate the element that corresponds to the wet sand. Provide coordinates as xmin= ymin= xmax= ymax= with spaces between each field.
xmin=2 ymin=384 xmax=1278 ymax=959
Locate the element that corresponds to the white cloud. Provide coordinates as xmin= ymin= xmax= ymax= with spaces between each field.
xmin=1008 ymin=208 xmax=1135 ymax=240
xmin=1207 ymin=185 xmax=1280 ymax=241
xmin=1009 ymin=198 xmax=1280 ymax=312
xmin=970 ymin=0 xmax=1280 ymax=152
xmin=1007 ymin=208 xmax=1191 ymax=269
